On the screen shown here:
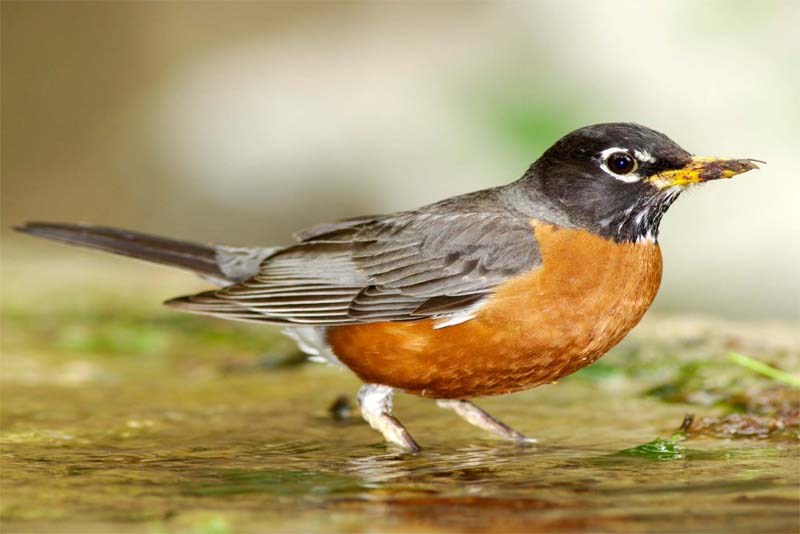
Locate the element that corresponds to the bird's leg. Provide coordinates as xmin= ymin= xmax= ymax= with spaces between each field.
xmin=436 ymin=399 xmax=535 ymax=442
xmin=357 ymin=384 xmax=421 ymax=452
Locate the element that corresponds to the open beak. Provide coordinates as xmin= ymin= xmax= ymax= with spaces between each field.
xmin=648 ymin=157 xmax=762 ymax=189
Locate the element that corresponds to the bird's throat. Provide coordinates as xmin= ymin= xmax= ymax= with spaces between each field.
xmin=599 ymin=186 xmax=683 ymax=243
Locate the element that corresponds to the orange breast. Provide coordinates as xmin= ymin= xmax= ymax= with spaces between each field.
xmin=327 ymin=220 xmax=663 ymax=398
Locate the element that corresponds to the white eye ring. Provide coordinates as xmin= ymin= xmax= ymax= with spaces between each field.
xmin=598 ymin=147 xmax=641 ymax=183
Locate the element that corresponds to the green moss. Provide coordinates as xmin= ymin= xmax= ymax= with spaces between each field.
xmin=616 ymin=437 xmax=687 ymax=461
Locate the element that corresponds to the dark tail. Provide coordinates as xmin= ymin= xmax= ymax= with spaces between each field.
xmin=15 ymin=222 xmax=228 ymax=279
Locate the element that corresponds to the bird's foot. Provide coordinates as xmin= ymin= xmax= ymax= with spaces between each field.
xmin=357 ymin=384 xmax=421 ymax=452
xmin=436 ymin=399 xmax=535 ymax=443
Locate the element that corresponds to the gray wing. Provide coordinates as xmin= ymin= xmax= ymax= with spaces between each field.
xmin=167 ymin=207 xmax=541 ymax=326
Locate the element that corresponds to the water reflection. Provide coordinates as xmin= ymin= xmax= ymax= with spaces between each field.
xmin=347 ymin=443 xmax=538 ymax=485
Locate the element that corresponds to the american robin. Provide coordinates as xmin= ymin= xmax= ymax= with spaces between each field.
xmin=16 ymin=123 xmax=759 ymax=452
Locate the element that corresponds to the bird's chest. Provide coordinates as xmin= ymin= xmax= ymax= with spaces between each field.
xmin=482 ymin=223 xmax=663 ymax=384
xmin=327 ymin=222 xmax=663 ymax=398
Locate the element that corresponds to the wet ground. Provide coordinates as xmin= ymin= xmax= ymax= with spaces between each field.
xmin=1 ymin=246 xmax=798 ymax=533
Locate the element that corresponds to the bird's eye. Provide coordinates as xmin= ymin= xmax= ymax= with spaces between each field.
xmin=606 ymin=152 xmax=637 ymax=175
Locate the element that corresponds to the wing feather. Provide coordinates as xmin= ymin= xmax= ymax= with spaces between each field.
xmin=168 ymin=194 xmax=542 ymax=326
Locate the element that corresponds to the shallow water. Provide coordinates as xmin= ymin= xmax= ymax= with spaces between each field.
xmin=1 ymin=247 xmax=798 ymax=533
xmin=3 ymin=371 xmax=798 ymax=533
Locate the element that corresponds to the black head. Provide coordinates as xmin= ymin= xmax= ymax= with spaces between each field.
xmin=521 ymin=123 xmax=758 ymax=242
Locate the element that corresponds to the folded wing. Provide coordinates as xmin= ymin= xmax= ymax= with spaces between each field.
xmin=167 ymin=209 xmax=541 ymax=326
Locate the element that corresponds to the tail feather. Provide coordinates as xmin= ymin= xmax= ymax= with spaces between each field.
xmin=15 ymin=222 xmax=228 ymax=279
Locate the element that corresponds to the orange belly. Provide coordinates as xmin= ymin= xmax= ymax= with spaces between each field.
xmin=327 ymin=221 xmax=663 ymax=398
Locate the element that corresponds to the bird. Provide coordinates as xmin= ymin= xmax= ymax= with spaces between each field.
xmin=15 ymin=122 xmax=759 ymax=452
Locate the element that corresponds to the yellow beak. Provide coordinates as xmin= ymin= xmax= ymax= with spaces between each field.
xmin=648 ymin=157 xmax=761 ymax=189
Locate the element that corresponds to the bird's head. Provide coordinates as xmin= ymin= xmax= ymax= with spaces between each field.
xmin=528 ymin=122 xmax=760 ymax=243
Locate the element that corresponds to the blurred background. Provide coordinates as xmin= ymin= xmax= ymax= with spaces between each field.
xmin=3 ymin=1 xmax=799 ymax=319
